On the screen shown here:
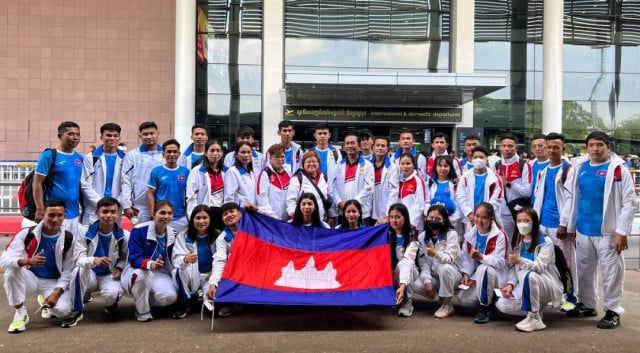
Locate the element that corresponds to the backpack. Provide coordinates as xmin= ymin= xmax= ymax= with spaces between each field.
xmin=18 ymin=149 xmax=57 ymax=221
xmin=553 ymin=245 xmax=573 ymax=294
xmin=22 ymin=226 xmax=74 ymax=258
xmin=496 ymin=159 xmax=530 ymax=219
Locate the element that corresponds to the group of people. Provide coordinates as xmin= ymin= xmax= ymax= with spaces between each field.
xmin=0 ymin=120 xmax=635 ymax=334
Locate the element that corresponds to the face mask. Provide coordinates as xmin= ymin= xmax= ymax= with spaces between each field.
xmin=426 ymin=220 xmax=444 ymax=233
xmin=517 ymin=222 xmax=532 ymax=235
xmin=473 ymin=158 xmax=486 ymax=170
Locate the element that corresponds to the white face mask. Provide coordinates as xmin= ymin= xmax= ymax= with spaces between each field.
xmin=517 ymin=222 xmax=533 ymax=235
xmin=473 ymin=158 xmax=486 ymax=170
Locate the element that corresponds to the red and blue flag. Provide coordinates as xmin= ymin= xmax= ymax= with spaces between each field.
xmin=215 ymin=212 xmax=396 ymax=306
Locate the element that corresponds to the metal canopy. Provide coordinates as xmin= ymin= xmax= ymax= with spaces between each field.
xmin=285 ymin=71 xmax=508 ymax=108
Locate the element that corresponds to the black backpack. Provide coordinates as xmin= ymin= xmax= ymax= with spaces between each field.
xmin=18 ymin=149 xmax=57 ymax=221
xmin=22 ymin=225 xmax=74 ymax=257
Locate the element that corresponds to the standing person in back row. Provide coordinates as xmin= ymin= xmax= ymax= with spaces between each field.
xmin=426 ymin=132 xmax=462 ymax=178
xmin=178 ymin=123 xmax=208 ymax=170
xmin=558 ymin=131 xmax=636 ymax=329
xmin=223 ymin=126 xmax=264 ymax=175
xmin=121 ymin=121 xmax=164 ymax=224
xmin=32 ymin=121 xmax=83 ymax=236
xmin=264 ymin=120 xmax=303 ymax=176
xmin=310 ymin=122 xmax=341 ymax=188
xmin=460 ymin=135 xmax=481 ymax=173
xmin=496 ymin=134 xmax=532 ymax=239
xmin=81 ymin=123 xmax=125 ymax=225
xmin=528 ymin=133 xmax=549 ymax=206
xmin=391 ymin=129 xmax=427 ymax=180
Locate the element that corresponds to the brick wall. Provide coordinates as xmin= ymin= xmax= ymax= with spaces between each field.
xmin=0 ymin=0 xmax=176 ymax=160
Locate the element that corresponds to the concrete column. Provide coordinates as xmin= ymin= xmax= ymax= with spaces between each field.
xmin=262 ymin=0 xmax=284 ymax=151
xmin=450 ymin=0 xmax=475 ymax=139
xmin=174 ymin=0 xmax=196 ymax=147
xmin=542 ymin=0 xmax=564 ymax=134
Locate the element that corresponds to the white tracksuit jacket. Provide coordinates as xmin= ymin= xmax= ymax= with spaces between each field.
xmin=455 ymin=169 xmax=503 ymax=219
xmin=80 ymin=145 xmax=126 ymax=224
xmin=185 ymin=164 xmax=226 ymax=218
xmin=332 ymin=155 xmax=374 ymax=218
xmin=386 ymin=170 xmax=428 ymax=232
xmin=256 ymin=163 xmax=291 ymax=221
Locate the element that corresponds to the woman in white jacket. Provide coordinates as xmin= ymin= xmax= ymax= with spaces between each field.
xmin=171 ymin=205 xmax=219 ymax=319
xmin=427 ymin=155 xmax=463 ymax=235
xmin=185 ymin=139 xmax=225 ymax=230
xmin=287 ymin=150 xmax=334 ymax=222
xmin=386 ymin=153 xmax=428 ymax=233
xmin=223 ymin=141 xmax=258 ymax=212
xmin=496 ymin=207 xmax=562 ymax=332
xmin=396 ymin=204 xmax=461 ymax=319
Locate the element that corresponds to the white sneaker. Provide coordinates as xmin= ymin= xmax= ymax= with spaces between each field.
xmin=398 ymin=298 xmax=414 ymax=317
xmin=37 ymin=294 xmax=54 ymax=319
xmin=8 ymin=308 xmax=29 ymax=333
xmin=516 ymin=313 xmax=546 ymax=332
xmin=434 ymin=302 xmax=454 ymax=319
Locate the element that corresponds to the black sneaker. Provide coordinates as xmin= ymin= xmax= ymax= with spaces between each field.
xmin=566 ymin=302 xmax=597 ymax=318
xmin=474 ymin=305 xmax=492 ymax=324
xmin=61 ymin=311 xmax=83 ymax=328
xmin=597 ymin=310 xmax=620 ymax=329
xmin=172 ymin=302 xmax=190 ymax=319
xmin=104 ymin=302 xmax=119 ymax=315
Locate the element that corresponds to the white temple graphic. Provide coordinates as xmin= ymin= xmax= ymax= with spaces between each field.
xmin=274 ymin=256 xmax=341 ymax=289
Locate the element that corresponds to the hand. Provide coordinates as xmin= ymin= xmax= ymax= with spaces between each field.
xmin=44 ymin=288 xmax=63 ymax=307
xmin=395 ymin=284 xmax=406 ymax=305
xmin=338 ymin=201 xmax=345 ymax=210
xmin=613 ymin=234 xmax=628 ymax=254
xmin=27 ymin=249 xmax=46 ymax=267
xmin=424 ymin=283 xmax=435 ymax=300
xmin=467 ymin=213 xmax=474 ymax=226
xmin=502 ymin=284 xmax=514 ymax=296
xmin=151 ymin=255 xmax=164 ymax=271
xmin=460 ymin=273 xmax=470 ymax=286
xmin=557 ymin=226 xmax=568 ymax=240
xmin=111 ymin=267 xmax=122 ymax=281
xmin=470 ymin=244 xmax=483 ymax=261
xmin=377 ymin=217 xmax=389 ymax=224
xmin=93 ymin=256 xmax=113 ymax=267
xmin=328 ymin=217 xmax=337 ymax=228
xmin=243 ymin=203 xmax=258 ymax=212
xmin=123 ymin=208 xmax=135 ymax=219
xmin=508 ymin=251 xmax=521 ymax=265
xmin=34 ymin=209 xmax=45 ymax=223
xmin=184 ymin=248 xmax=198 ymax=264
xmin=207 ymin=286 xmax=217 ymax=300
xmin=425 ymin=243 xmax=437 ymax=257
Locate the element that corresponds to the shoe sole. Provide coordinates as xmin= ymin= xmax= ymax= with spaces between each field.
xmin=435 ymin=311 xmax=453 ymax=319
xmin=61 ymin=313 xmax=83 ymax=328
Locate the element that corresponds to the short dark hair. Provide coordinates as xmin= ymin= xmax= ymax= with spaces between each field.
xmin=501 ymin=133 xmax=518 ymax=144
xmin=433 ymin=132 xmax=449 ymax=144
xmin=585 ymin=130 xmax=611 ymax=147
xmin=531 ymin=133 xmax=546 ymax=141
xmin=100 ymin=123 xmax=121 ymax=135
xmin=358 ymin=129 xmax=373 ymax=140
xmin=44 ymin=198 xmax=65 ymax=209
xmin=344 ymin=130 xmax=360 ymax=143
xmin=314 ymin=122 xmax=330 ymax=131
xmin=139 ymin=121 xmax=158 ymax=132
xmin=278 ymin=120 xmax=294 ymax=130
xmin=463 ymin=135 xmax=480 ymax=143
xmin=374 ymin=136 xmax=390 ymax=147
xmin=154 ymin=200 xmax=174 ymax=214
xmin=96 ymin=197 xmax=121 ymax=211
xmin=545 ymin=132 xmax=565 ymax=143
xmin=236 ymin=126 xmax=255 ymax=139
xmin=192 ymin=123 xmax=208 ymax=133
xmin=221 ymin=202 xmax=241 ymax=215
xmin=57 ymin=121 xmax=80 ymax=136
xmin=399 ymin=129 xmax=414 ymax=138
xmin=162 ymin=139 xmax=180 ymax=150
xmin=471 ymin=146 xmax=489 ymax=157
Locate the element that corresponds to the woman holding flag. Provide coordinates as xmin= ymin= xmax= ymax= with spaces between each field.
xmin=388 ymin=203 xmax=416 ymax=317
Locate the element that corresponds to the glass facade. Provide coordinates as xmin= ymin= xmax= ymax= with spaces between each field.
xmin=196 ymin=0 xmax=640 ymax=155
xmin=196 ymin=0 xmax=263 ymax=150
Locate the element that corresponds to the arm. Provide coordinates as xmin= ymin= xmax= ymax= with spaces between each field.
xmin=509 ymin=161 xmax=532 ymax=198
xmin=147 ymin=187 xmax=156 ymax=218
xmin=80 ymin=154 xmax=102 ymax=209
xmin=455 ymin=176 xmax=473 ymax=219
xmin=185 ymin=168 xmax=201 ymax=218
xmin=208 ymin=234 xmax=230 ymax=289
xmin=128 ymin=227 xmax=151 ymax=270
xmin=114 ymin=231 xmax=129 ymax=271
xmin=518 ymin=240 xmax=554 ymax=274
xmin=433 ymin=229 xmax=460 ymax=264
xmin=397 ymin=241 xmax=420 ymax=285
xmin=171 ymin=232 xmax=191 ymax=270
xmin=286 ymin=174 xmax=300 ymax=218
xmin=256 ymin=170 xmax=278 ymax=219
xmin=0 ymin=229 xmax=30 ymax=269
xmin=74 ymin=226 xmax=94 ymax=269
xmin=478 ymin=230 xmax=507 ymax=270
xmin=120 ymin=152 xmax=135 ymax=210
xmin=223 ymin=168 xmax=238 ymax=203
xmin=615 ymin=166 xmax=638 ymax=237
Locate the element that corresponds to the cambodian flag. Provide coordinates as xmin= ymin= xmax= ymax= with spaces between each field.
xmin=215 ymin=212 xmax=396 ymax=306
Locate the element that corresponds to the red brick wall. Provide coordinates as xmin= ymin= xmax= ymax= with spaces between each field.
xmin=0 ymin=0 xmax=176 ymax=160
